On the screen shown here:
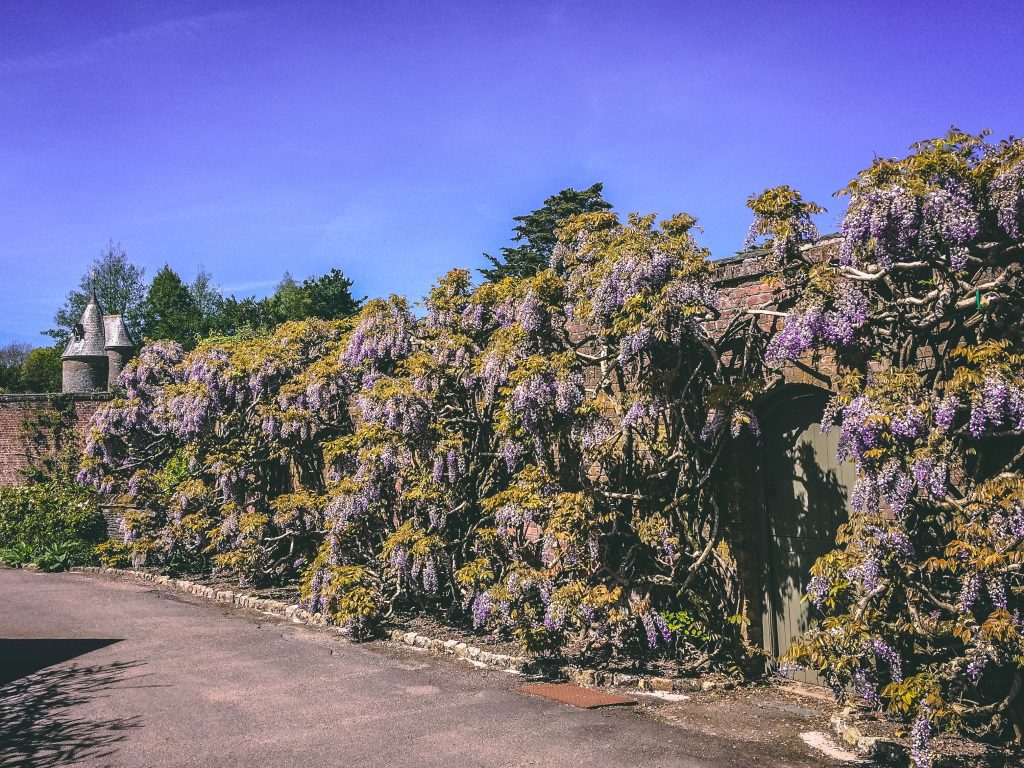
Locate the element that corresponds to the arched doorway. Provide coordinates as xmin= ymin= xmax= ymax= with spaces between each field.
xmin=759 ymin=386 xmax=854 ymax=683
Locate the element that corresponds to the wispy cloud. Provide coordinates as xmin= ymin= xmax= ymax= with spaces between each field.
xmin=0 ymin=10 xmax=247 ymax=75
xmin=221 ymin=279 xmax=278 ymax=296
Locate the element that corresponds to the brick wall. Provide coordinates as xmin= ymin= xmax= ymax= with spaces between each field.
xmin=0 ymin=393 xmax=110 ymax=486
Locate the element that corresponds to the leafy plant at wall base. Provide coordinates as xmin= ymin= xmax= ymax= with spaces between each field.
xmin=34 ymin=539 xmax=95 ymax=572
xmin=0 ymin=542 xmax=36 ymax=566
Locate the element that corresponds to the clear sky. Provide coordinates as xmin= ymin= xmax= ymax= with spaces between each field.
xmin=1 ymin=0 xmax=1022 ymax=345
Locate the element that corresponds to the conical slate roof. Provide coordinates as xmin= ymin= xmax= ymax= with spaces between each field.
xmin=103 ymin=314 xmax=134 ymax=350
xmin=61 ymin=292 xmax=107 ymax=360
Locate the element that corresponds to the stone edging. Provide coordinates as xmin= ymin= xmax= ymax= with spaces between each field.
xmin=70 ymin=566 xmax=731 ymax=695
xmin=829 ymin=707 xmax=907 ymax=761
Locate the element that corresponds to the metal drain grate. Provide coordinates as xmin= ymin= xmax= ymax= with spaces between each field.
xmin=517 ymin=683 xmax=638 ymax=709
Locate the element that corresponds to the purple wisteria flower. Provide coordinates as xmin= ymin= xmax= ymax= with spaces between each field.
xmin=640 ymin=611 xmax=672 ymax=648
xmin=765 ymin=284 xmax=868 ymax=365
xmin=840 ymin=184 xmax=919 ymax=270
xmin=851 ymin=669 xmax=881 ymax=707
xmin=959 ymin=573 xmax=981 ymax=613
xmin=990 ymin=157 xmax=1024 ymax=239
xmin=806 ymin=574 xmax=830 ymax=610
xmin=472 ymin=593 xmax=494 ymax=628
xmin=910 ymin=708 xmax=933 ymax=768
xmin=967 ymin=655 xmax=989 ymax=682
xmin=871 ymin=638 xmax=903 ymax=683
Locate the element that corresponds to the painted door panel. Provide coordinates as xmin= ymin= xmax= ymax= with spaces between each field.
xmin=761 ymin=391 xmax=854 ymax=685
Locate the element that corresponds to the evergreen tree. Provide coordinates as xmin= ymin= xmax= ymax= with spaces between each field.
xmin=141 ymin=265 xmax=200 ymax=347
xmin=268 ymin=269 xmax=362 ymax=324
xmin=480 ymin=183 xmax=612 ymax=281
xmin=48 ymin=241 xmax=146 ymax=346
xmin=215 ymin=296 xmax=275 ymax=337
xmin=300 ymin=268 xmax=362 ymax=321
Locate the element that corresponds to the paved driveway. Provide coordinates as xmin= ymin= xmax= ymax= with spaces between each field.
xmin=0 ymin=568 xmax=845 ymax=768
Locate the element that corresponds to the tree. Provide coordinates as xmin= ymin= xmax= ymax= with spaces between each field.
xmin=215 ymin=295 xmax=276 ymax=337
xmin=48 ymin=242 xmax=146 ymax=346
xmin=0 ymin=342 xmax=32 ymax=392
xmin=480 ymin=183 xmax=613 ymax=281
xmin=301 ymin=268 xmax=362 ymax=321
xmin=19 ymin=347 xmax=62 ymax=393
xmin=269 ymin=272 xmax=308 ymax=324
xmin=189 ymin=268 xmax=225 ymax=341
xmin=140 ymin=266 xmax=200 ymax=348
xmin=267 ymin=269 xmax=362 ymax=326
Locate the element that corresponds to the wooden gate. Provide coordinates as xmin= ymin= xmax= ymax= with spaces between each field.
xmin=759 ymin=387 xmax=854 ymax=683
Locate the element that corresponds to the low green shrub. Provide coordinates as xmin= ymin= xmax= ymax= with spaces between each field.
xmin=0 ymin=482 xmax=105 ymax=570
xmin=94 ymin=538 xmax=133 ymax=568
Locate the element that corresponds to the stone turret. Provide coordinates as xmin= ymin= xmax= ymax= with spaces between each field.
xmin=103 ymin=314 xmax=134 ymax=389
xmin=61 ymin=291 xmax=109 ymax=393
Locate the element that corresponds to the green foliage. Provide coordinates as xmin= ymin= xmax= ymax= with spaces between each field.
xmin=0 ymin=541 xmax=36 ymax=566
xmin=19 ymin=395 xmax=85 ymax=482
xmin=0 ymin=482 xmax=105 ymax=570
xmin=300 ymin=545 xmax=382 ymax=637
xmin=268 ymin=269 xmax=362 ymax=325
xmin=95 ymin=538 xmax=133 ymax=568
xmin=188 ymin=268 xmax=225 ymax=340
xmin=0 ymin=342 xmax=32 ymax=393
xmin=48 ymin=241 xmax=146 ymax=346
xmin=18 ymin=347 xmax=62 ymax=393
xmin=141 ymin=265 xmax=201 ymax=348
xmin=296 ymin=268 xmax=362 ymax=322
xmin=480 ymin=183 xmax=612 ymax=281
xmin=34 ymin=539 xmax=95 ymax=572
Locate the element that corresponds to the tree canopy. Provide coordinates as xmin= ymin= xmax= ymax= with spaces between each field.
xmin=140 ymin=265 xmax=201 ymax=348
xmin=48 ymin=242 xmax=146 ymax=346
xmin=480 ymin=183 xmax=613 ymax=281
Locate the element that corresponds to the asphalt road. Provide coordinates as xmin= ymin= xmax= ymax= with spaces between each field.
xmin=0 ymin=568 xmax=840 ymax=768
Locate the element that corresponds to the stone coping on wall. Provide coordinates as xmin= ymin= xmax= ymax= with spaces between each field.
xmin=69 ymin=565 xmax=736 ymax=696
xmin=0 ymin=392 xmax=113 ymax=403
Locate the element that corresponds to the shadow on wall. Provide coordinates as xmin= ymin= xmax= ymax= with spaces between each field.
xmin=0 ymin=639 xmax=149 ymax=768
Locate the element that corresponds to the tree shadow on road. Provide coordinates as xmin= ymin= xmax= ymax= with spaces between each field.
xmin=0 ymin=639 xmax=156 ymax=768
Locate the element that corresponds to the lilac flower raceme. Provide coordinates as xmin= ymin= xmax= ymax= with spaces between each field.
xmin=990 ymin=155 xmax=1024 ymax=239
xmin=765 ymin=284 xmax=868 ymax=365
xmin=840 ymin=184 xmax=919 ymax=269
xmin=967 ymin=656 xmax=989 ymax=683
xmin=910 ymin=708 xmax=933 ymax=768
xmin=959 ymin=574 xmax=982 ymax=613
xmin=806 ymin=574 xmax=830 ymax=610
xmin=851 ymin=669 xmax=881 ymax=707
xmin=640 ymin=611 xmax=672 ymax=648
xmin=343 ymin=297 xmax=415 ymax=377
xmin=871 ymin=639 xmax=903 ymax=683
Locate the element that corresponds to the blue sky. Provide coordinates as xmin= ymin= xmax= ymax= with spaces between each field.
xmin=1 ymin=0 xmax=1022 ymax=344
